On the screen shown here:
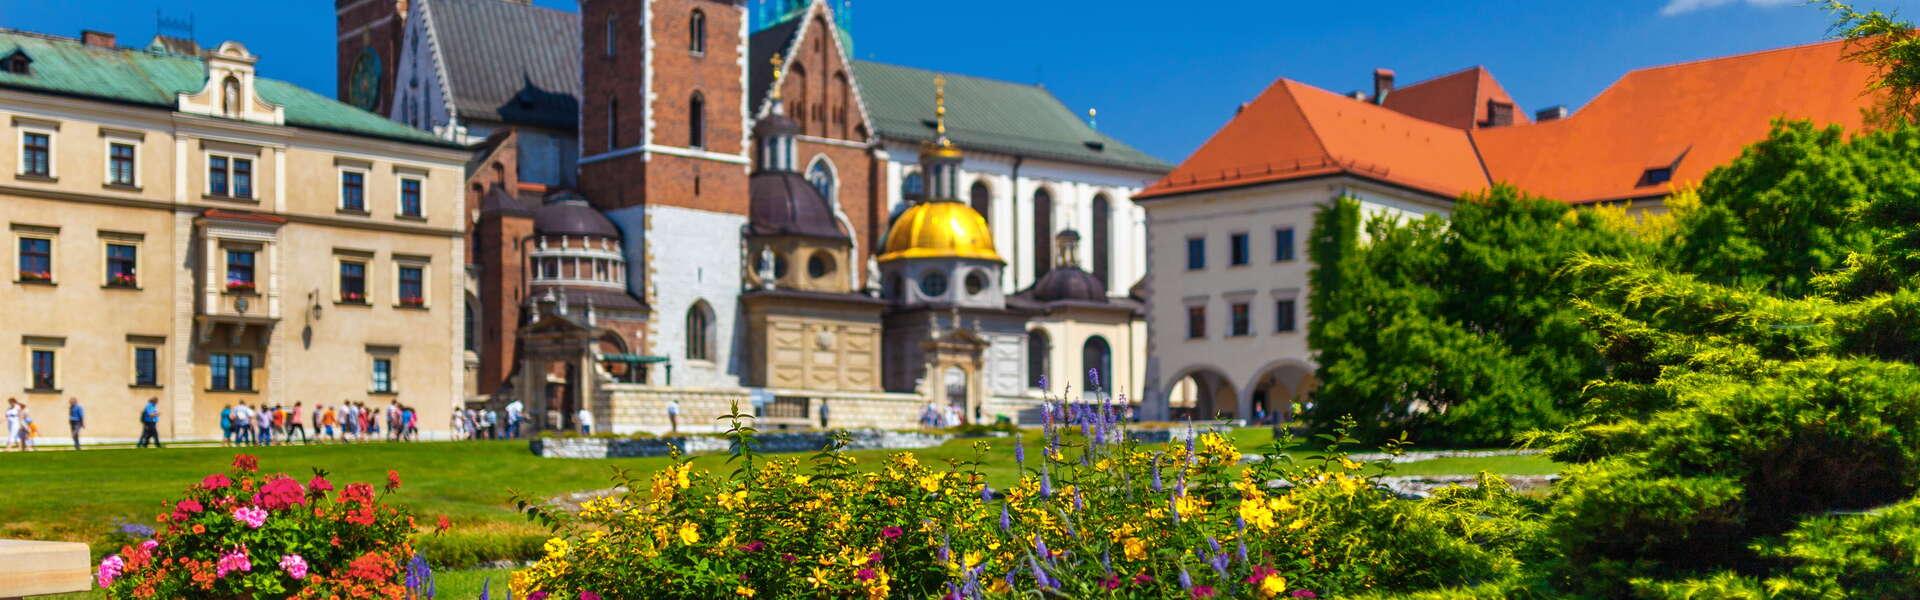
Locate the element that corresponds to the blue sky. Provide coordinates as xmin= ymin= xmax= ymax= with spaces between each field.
xmin=3 ymin=0 xmax=1917 ymax=164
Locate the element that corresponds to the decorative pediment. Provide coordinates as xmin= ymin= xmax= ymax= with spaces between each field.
xmin=177 ymin=41 xmax=284 ymax=125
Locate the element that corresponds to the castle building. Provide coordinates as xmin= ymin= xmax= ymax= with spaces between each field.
xmin=0 ymin=28 xmax=468 ymax=441
xmin=335 ymin=0 xmax=1168 ymax=431
xmin=1136 ymin=41 xmax=1880 ymax=422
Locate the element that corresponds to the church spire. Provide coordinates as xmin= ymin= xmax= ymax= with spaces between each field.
xmin=756 ymin=52 xmax=799 ymax=172
xmin=920 ymin=74 xmax=963 ymax=202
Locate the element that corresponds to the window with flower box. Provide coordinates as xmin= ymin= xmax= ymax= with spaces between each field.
xmin=339 ymin=260 xmax=368 ymax=304
xmin=17 ymin=236 xmax=52 ymax=283
xmin=105 ymin=243 xmax=137 ymax=288
xmin=397 ymin=265 xmax=425 ymax=307
xmin=225 ymin=249 xmax=256 ymax=293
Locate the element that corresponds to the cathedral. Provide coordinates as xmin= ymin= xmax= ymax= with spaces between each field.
xmin=334 ymin=0 xmax=1167 ymax=432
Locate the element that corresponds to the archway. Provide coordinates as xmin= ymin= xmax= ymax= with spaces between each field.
xmin=1167 ymin=367 xmax=1236 ymax=422
xmin=1247 ymin=360 xmax=1317 ymax=426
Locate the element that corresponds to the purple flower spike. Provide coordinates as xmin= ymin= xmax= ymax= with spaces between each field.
xmin=1237 ymin=540 xmax=1249 ymax=563
xmin=1179 ymin=568 xmax=1193 ymax=590
xmin=1151 ymin=457 xmax=1164 ymax=492
xmin=1169 ymin=493 xmax=1181 ymax=524
xmin=982 ymin=484 xmax=994 ymax=502
xmin=1014 ymin=436 xmax=1026 ymax=466
xmin=1036 ymin=536 xmax=1049 ymax=558
xmin=1073 ymin=489 xmax=1085 ymax=512
xmin=1207 ymin=537 xmax=1220 ymax=553
xmin=1040 ymin=466 xmax=1053 ymax=498
xmin=1000 ymin=504 xmax=1012 ymax=532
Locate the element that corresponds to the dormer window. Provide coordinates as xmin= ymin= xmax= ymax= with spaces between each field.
xmin=222 ymin=76 xmax=242 ymax=118
xmin=1 ymin=51 xmax=30 ymax=75
xmin=1638 ymin=167 xmax=1673 ymax=187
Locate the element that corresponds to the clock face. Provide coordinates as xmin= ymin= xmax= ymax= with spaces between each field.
xmin=348 ymin=49 xmax=383 ymax=112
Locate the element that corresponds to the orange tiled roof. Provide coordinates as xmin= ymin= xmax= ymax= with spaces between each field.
xmin=1137 ymin=79 xmax=1489 ymax=200
xmin=1474 ymin=39 xmax=1877 ymax=204
xmin=1384 ymin=66 xmax=1531 ymax=130
xmin=1140 ymin=39 xmax=1882 ymax=205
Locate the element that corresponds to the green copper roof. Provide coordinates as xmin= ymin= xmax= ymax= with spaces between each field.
xmin=852 ymin=60 xmax=1170 ymax=174
xmin=0 ymin=30 xmax=453 ymax=148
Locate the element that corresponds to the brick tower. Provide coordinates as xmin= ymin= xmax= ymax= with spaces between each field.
xmin=334 ymin=0 xmax=407 ymax=116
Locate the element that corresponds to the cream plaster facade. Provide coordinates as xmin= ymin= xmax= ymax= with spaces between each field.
xmin=0 ymin=60 xmax=469 ymax=443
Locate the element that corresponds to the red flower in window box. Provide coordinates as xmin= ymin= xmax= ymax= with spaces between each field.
xmin=18 ymin=270 xmax=51 ymax=282
xmin=399 ymin=296 xmax=426 ymax=307
xmin=340 ymin=291 xmax=366 ymax=303
xmin=226 ymin=280 xmax=256 ymax=293
xmin=110 ymin=272 xmax=139 ymax=287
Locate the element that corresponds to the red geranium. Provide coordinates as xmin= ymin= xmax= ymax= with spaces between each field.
xmin=201 ymin=473 xmax=232 ymax=490
xmin=385 ymin=470 xmax=402 ymax=492
xmin=259 ymin=476 xmax=307 ymax=511
xmin=231 ymin=454 xmax=259 ymax=472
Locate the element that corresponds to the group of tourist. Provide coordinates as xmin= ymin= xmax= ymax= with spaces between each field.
xmin=4 ymin=396 xmax=154 ymax=451
xmin=452 ymin=399 xmax=526 ymax=440
xmin=218 ymin=400 xmax=423 ymax=446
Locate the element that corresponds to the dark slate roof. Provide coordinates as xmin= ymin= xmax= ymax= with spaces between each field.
xmin=534 ymin=285 xmax=648 ymax=312
xmin=426 ymin=0 xmax=581 ymax=130
xmin=1018 ymin=266 xmax=1108 ymax=303
xmin=533 ymin=192 xmax=620 ymax=238
xmin=742 ymin=288 xmax=887 ymax=306
xmin=0 ymin=30 xmax=451 ymax=147
xmin=479 ymin=186 xmax=534 ymax=216
xmin=750 ymin=171 xmax=846 ymax=240
xmin=852 ymin=61 xmax=1171 ymax=173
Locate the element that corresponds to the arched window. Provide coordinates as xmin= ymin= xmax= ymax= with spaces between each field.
xmin=1032 ymin=187 xmax=1054 ymax=278
xmin=222 ymin=76 xmax=242 ymax=117
xmin=808 ymin=158 xmax=836 ymax=204
xmin=969 ymin=180 xmax=992 ymax=224
xmin=688 ymin=92 xmax=706 ymax=149
xmin=902 ymin=171 xmax=924 ymax=201
xmin=1026 ymin=329 xmax=1051 ymax=390
xmin=833 ymin=71 xmax=852 ymax=134
xmin=1091 ymin=194 xmax=1112 ymax=286
xmin=686 ymin=301 xmax=715 ymax=361
xmin=689 ymin=9 xmax=707 ymax=54
xmin=1083 ymin=336 xmax=1112 ymax=393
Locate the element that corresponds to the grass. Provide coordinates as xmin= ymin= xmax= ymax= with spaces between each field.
xmin=3 ymin=426 xmax=1558 ymax=598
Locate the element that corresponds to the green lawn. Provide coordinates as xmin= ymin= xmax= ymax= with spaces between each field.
xmin=2 ymin=427 xmax=1557 ymax=598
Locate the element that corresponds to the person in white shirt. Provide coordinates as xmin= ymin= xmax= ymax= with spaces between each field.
xmin=233 ymin=402 xmax=255 ymax=446
xmin=577 ymin=407 xmax=594 ymax=435
xmin=4 ymin=398 xmax=21 ymax=452
xmin=666 ymin=399 xmax=681 ymax=435
xmin=504 ymin=400 xmax=524 ymax=438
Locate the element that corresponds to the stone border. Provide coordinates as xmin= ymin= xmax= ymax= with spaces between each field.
xmin=531 ymin=429 xmax=953 ymax=459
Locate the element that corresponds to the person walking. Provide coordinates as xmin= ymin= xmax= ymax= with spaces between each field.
xmin=233 ymin=402 xmax=253 ymax=446
xmin=322 ymin=404 xmax=339 ymax=442
xmin=219 ymin=404 xmax=235 ymax=447
xmin=504 ymin=399 xmax=523 ymax=439
xmin=67 ymin=397 xmax=84 ymax=450
xmin=577 ymin=407 xmax=594 ymax=435
xmin=4 ymin=398 xmax=21 ymax=452
xmin=288 ymin=402 xmax=309 ymax=444
xmin=666 ymin=398 xmax=681 ymax=435
xmin=15 ymin=401 xmax=35 ymax=451
xmin=136 ymin=397 xmax=162 ymax=448
xmin=818 ymin=399 xmax=830 ymax=430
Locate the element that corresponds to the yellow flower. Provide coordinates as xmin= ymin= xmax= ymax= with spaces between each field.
xmin=793 ymin=475 xmax=812 ymax=486
xmin=1286 ymin=518 xmax=1308 ymax=531
xmin=1239 ymin=499 xmax=1278 ymax=532
xmin=919 ymin=474 xmax=943 ymax=493
xmin=1259 ymin=574 xmax=1288 ymax=598
xmin=1339 ymin=457 xmax=1363 ymax=471
xmin=735 ymin=585 xmax=757 ymax=597
xmin=677 ymin=521 xmax=701 ymax=545
xmin=542 ymin=538 xmax=571 ymax=559
xmin=1123 ymin=537 xmax=1146 ymax=561
xmin=718 ymin=490 xmax=748 ymax=510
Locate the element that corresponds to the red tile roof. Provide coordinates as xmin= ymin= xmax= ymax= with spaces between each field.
xmin=1384 ymin=66 xmax=1531 ymax=130
xmin=1140 ymin=39 xmax=1881 ymax=205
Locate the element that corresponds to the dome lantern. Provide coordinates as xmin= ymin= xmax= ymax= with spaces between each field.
xmin=755 ymin=53 xmax=800 ymax=173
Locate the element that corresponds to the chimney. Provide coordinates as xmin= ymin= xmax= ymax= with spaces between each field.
xmin=1484 ymin=100 xmax=1514 ymax=127
xmin=81 ymin=30 xmax=116 ymax=49
xmin=1535 ymin=105 xmax=1571 ymax=122
xmin=1372 ymin=68 xmax=1395 ymax=105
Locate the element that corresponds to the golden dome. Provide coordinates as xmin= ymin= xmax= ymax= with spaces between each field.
xmin=878 ymin=200 xmax=1003 ymax=263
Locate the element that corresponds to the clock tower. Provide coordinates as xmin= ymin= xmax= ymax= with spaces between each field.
xmin=334 ymin=0 xmax=407 ymax=115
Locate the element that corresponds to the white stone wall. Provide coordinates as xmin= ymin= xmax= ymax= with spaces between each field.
xmin=391 ymin=1 xmax=454 ymax=138
xmin=625 ymin=205 xmax=747 ymax=388
xmin=1140 ymin=176 xmax=1452 ymax=419
xmin=597 ymin=384 xmax=927 ymax=434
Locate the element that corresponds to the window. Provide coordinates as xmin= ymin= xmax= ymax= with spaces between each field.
xmin=208 ymin=155 xmax=253 ymax=198
xmin=371 ymin=357 xmax=393 ymax=393
xmin=1230 ymin=302 xmax=1252 ymax=337
xmin=398 ymin=265 xmax=425 ymax=307
xmin=807 ymin=252 xmax=834 ymax=279
xmin=970 ymin=181 xmax=992 ymax=224
xmin=1186 ymin=305 xmax=1206 ymax=340
xmin=1091 ymin=194 xmax=1111 ymax=285
xmin=18 ymin=237 xmax=52 ymax=282
xmin=106 ymin=243 xmax=137 ymax=287
xmin=225 ymin=249 xmax=255 ymax=292
xmin=964 ymin=270 xmax=990 ymax=296
xmin=1032 ymin=188 xmax=1054 ymax=277
xmin=108 ymin=142 xmax=136 ymax=186
xmin=30 ymin=349 xmax=55 ymax=390
xmin=340 ymin=170 xmax=366 ymax=212
xmin=210 ymin=353 xmax=254 ymax=392
xmin=399 ymin=178 xmax=423 ymax=217
xmin=901 ymin=171 xmax=924 ymax=200
xmin=919 ymin=271 xmax=949 ymax=297
xmin=1083 ymin=336 xmax=1112 ymax=392
xmin=1026 ymin=329 xmax=1050 ymax=390
xmin=133 ymin=346 xmax=158 ymax=387
xmin=1 ymin=51 xmax=29 ymax=75
xmin=1186 ymin=237 xmax=1205 ymax=270
xmin=1639 ymin=167 xmax=1673 ymax=187
xmin=1275 ymin=299 xmax=1298 ymax=333
xmin=808 ymin=159 xmax=836 ymax=202
xmin=689 ymin=9 xmax=707 ymax=54
xmin=1274 ymin=228 xmax=1296 ymax=262
xmin=1230 ymin=232 xmax=1249 ymax=266
xmin=339 ymin=261 xmax=367 ymax=303
xmin=686 ymin=301 xmax=714 ymax=361
xmin=607 ymin=96 xmax=620 ymax=151
xmin=688 ymin=93 xmax=706 ymax=149
xmin=604 ymin=14 xmax=617 ymax=57
xmin=20 ymin=131 xmax=50 ymax=177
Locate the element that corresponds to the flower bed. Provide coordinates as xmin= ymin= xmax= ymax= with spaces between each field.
xmin=510 ymin=403 xmax=1522 ymax=598
xmin=97 ymin=455 xmax=442 ymax=599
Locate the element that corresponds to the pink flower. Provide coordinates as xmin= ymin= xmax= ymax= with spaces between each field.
xmin=868 ymin=551 xmax=885 ymax=564
xmin=527 ymin=593 xmax=549 ymax=600
xmin=1191 ymin=585 xmax=1216 ymax=599
xmin=139 ymin=540 xmax=158 ymax=553
xmin=581 ymin=593 xmax=602 ymax=600
xmin=855 ymin=568 xmax=877 ymax=581
xmin=1291 ymin=591 xmax=1318 ymax=598
xmin=1101 ymin=574 xmax=1122 ymax=590
xmin=259 ymin=477 xmax=307 ymax=510
xmin=881 ymin=525 xmax=904 ymax=540
xmin=216 ymin=549 xmax=252 ymax=577
xmin=279 ymin=554 xmax=308 ymax=580
xmin=202 ymin=473 xmax=232 ymax=490
xmin=233 ymin=506 xmax=268 ymax=529
xmin=97 ymin=555 xmax=126 ymax=588
xmin=172 ymin=499 xmax=204 ymax=522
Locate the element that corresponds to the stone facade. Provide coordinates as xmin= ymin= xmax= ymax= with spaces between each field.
xmin=531 ymin=427 xmax=952 ymax=458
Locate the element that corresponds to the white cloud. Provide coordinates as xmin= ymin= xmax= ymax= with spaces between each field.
xmin=1660 ymin=0 xmax=1800 ymax=17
